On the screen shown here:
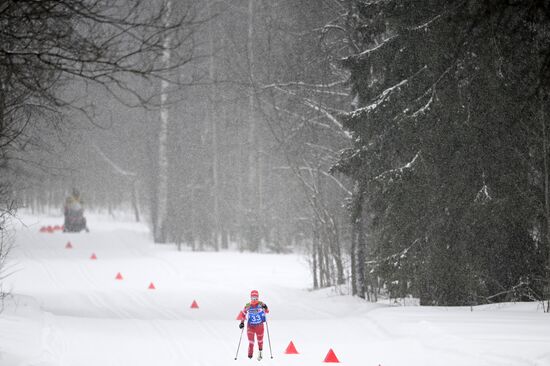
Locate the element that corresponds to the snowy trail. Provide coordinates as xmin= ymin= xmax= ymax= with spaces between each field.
xmin=1 ymin=214 xmax=550 ymax=366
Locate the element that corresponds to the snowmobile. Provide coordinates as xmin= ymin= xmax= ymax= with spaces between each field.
xmin=63 ymin=204 xmax=89 ymax=233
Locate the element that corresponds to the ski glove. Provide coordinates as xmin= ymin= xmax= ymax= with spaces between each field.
xmin=262 ymin=303 xmax=268 ymax=310
xmin=239 ymin=322 xmax=244 ymax=329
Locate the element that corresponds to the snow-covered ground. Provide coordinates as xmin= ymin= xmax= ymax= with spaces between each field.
xmin=1 ymin=213 xmax=550 ymax=366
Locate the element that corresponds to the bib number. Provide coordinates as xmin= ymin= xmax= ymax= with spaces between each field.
xmin=249 ymin=313 xmax=262 ymax=325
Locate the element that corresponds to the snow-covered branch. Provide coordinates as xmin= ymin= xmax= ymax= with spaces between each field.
xmin=356 ymin=35 xmax=398 ymax=60
xmin=259 ymin=97 xmax=332 ymax=130
xmin=366 ymin=238 xmax=421 ymax=267
xmin=305 ymin=143 xmax=340 ymax=157
xmin=411 ymin=89 xmax=435 ymax=118
xmin=267 ymin=86 xmax=352 ymax=139
xmin=92 ymin=144 xmax=136 ymax=177
xmin=374 ymin=151 xmax=421 ymax=182
xmin=409 ymin=13 xmax=444 ymax=31
xmin=475 ymin=172 xmax=492 ymax=204
xmin=408 ymin=3 xmax=463 ymax=32
xmin=274 ymin=166 xmax=352 ymax=196
xmin=346 ymin=65 xmax=428 ymax=121
xmin=302 ymin=98 xmax=345 ymax=131
xmin=262 ymin=80 xmax=348 ymax=90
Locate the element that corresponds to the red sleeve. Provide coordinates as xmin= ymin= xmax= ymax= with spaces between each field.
xmin=240 ymin=304 xmax=249 ymax=320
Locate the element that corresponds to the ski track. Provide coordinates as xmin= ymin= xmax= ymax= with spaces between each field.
xmin=19 ymin=244 xmax=74 ymax=365
xmin=362 ymin=313 xmax=394 ymax=338
xmin=63 ymin=233 xmax=225 ymax=365
xmin=74 ymin=248 xmax=196 ymax=364
xmin=76 ymin=263 xmax=123 ymax=318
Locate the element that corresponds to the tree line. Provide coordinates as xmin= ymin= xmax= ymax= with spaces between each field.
xmin=2 ymin=0 xmax=550 ymax=310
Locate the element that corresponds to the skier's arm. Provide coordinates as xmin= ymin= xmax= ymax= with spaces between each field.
xmin=238 ymin=304 xmax=249 ymax=328
xmin=241 ymin=304 xmax=250 ymax=318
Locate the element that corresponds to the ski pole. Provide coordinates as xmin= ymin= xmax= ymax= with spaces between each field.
xmin=234 ymin=326 xmax=244 ymax=360
xmin=265 ymin=319 xmax=273 ymax=359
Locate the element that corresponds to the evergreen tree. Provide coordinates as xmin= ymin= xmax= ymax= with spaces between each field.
xmin=335 ymin=1 xmax=550 ymax=305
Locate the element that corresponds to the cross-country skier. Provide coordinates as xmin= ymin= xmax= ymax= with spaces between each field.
xmin=238 ymin=290 xmax=269 ymax=360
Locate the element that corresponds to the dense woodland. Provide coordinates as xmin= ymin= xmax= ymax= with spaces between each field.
xmin=1 ymin=0 xmax=550 ymax=309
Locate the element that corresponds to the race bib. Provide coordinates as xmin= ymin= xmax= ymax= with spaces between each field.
xmin=248 ymin=306 xmax=265 ymax=325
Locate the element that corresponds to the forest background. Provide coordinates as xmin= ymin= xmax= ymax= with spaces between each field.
xmin=1 ymin=0 xmax=550 ymax=309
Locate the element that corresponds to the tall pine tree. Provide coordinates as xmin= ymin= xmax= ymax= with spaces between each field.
xmin=334 ymin=1 xmax=550 ymax=305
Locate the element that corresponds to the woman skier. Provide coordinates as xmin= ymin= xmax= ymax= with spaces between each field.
xmin=238 ymin=290 xmax=269 ymax=360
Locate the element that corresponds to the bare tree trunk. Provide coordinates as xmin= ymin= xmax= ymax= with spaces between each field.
xmin=0 ymin=76 xmax=5 ymax=136
xmin=131 ymin=180 xmax=140 ymax=223
xmin=356 ymin=223 xmax=366 ymax=298
xmin=247 ymin=0 xmax=256 ymax=194
xmin=220 ymin=102 xmax=229 ymax=250
xmin=541 ymin=89 xmax=550 ymax=313
xmin=247 ymin=0 xmax=260 ymax=250
xmin=315 ymin=221 xmax=324 ymax=287
xmin=312 ymin=238 xmax=319 ymax=289
xmin=207 ymin=0 xmax=220 ymax=251
xmin=238 ymin=141 xmax=245 ymax=250
xmin=155 ymin=0 xmax=172 ymax=243
xmin=350 ymin=224 xmax=357 ymax=295
xmin=323 ymin=238 xmax=332 ymax=286
xmin=351 ymin=181 xmax=366 ymax=299
xmin=258 ymin=144 xmax=264 ymax=244
xmin=331 ymin=219 xmax=345 ymax=285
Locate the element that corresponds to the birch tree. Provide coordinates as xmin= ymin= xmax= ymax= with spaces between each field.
xmin=154 ymin=0 xmax=173 ymax=243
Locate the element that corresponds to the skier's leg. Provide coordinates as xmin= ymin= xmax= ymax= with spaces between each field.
xmin=256 ymin=324 xmax=264 ymax=360
xmin=247 ymin=326 xmax=255 ymax=358
xmin=256 ymin=323 xmax=264 ymax=351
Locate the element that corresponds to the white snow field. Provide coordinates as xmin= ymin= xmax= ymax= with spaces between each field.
xmin=1 ymin=214 xmax=550 ymax=366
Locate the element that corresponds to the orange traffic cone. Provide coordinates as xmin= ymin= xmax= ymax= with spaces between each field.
xmin=190 ymin=300 xmax=199 ymax=309
xmin=148 ymin=282 xmax=156 ymax=290
xmin=323 ymin=349 xmax=340 ymax=363
xmin=115 ymin=272 xmax=123 ymax=280
xmin=284 ymin=341 xmax=299 ymax=354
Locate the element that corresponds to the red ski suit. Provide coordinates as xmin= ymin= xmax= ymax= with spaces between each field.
xmin=240 ymin=301 xmax=269 ymax=357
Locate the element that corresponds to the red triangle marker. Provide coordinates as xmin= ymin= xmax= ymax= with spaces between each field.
xmin=90 ymin=253 xmax=97 ymax=260
xmin=115 ymin=272 xmax=123 ymax=280
xmin=323 ymin=349 xmax=340 ymax=363
xmin=65 ymin=241 xmax=73 ymax=249
xmin=284 ymin=341 xmax=299 ymax=354
xmin=148 ymin=282 xmax=156 ymax=290
xmin=236 ymin=311 xmax=245 ymax=321
xmin=190 ymin=300 xmax=199 ymax=309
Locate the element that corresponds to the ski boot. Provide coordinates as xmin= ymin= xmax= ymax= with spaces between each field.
xmin=257 ymin=350 xmax=263 ymax=361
